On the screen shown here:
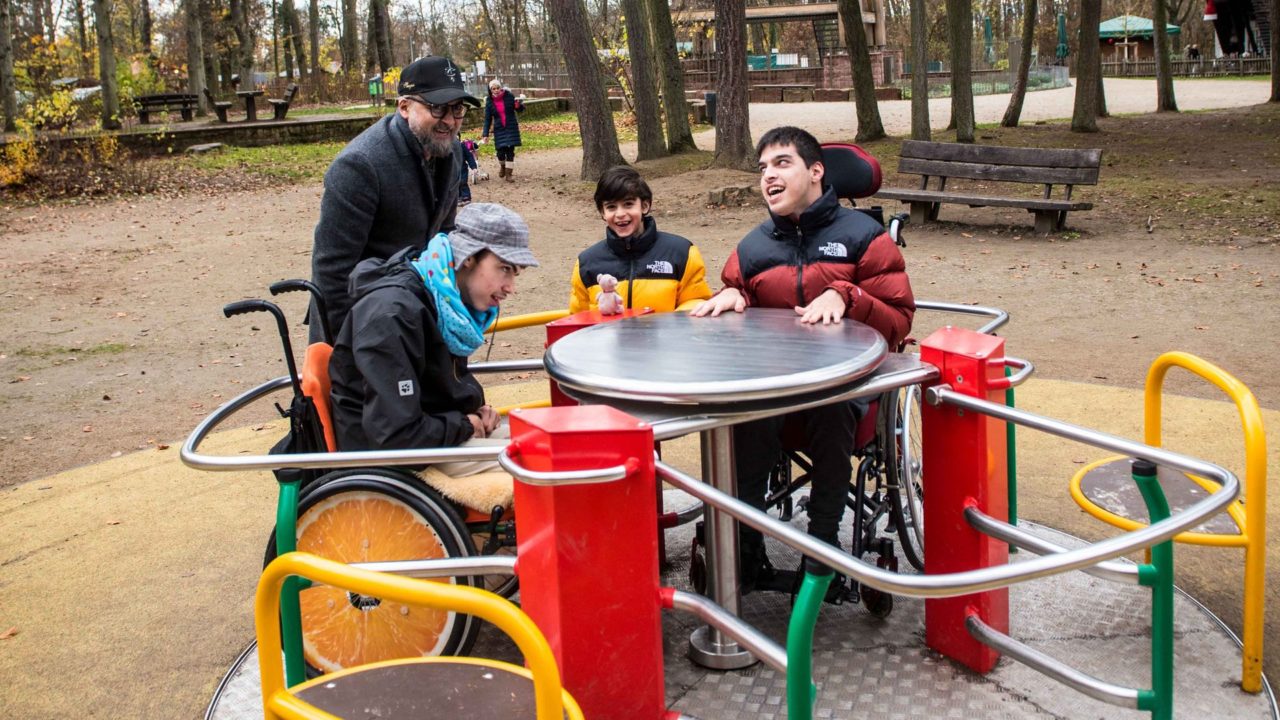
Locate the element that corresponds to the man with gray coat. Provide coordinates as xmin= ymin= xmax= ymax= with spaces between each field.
xmin=310 ymin=55 xmax=480 ymax=341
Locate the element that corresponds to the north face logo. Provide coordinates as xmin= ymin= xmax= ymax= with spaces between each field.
xmin=647 ymin=260 xmax=674 ymax=275
xmin=818 ymin=242 xmax=848 ymax=258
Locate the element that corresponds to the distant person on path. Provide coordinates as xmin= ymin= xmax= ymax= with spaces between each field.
xmin=569 ymin=166 xmax=712 ymax=313
xmin=458 ymin=138 xmax=479 ymax=206
xmin=479 ymin=79 xmax=524 ymax=183
xmin=691 ymin=126 xmax=915 ymax=595
xmin=309 ymin=55 xmax=479 ymax=341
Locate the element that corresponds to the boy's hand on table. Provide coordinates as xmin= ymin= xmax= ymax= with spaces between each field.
xmin=795 ymin=289 xmax=846 ymax=325
xmin=690 ymin=288 xmax=745 ymax=317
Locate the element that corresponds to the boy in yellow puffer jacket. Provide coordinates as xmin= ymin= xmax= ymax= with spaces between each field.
xmin=569 ymin=166 xmax=712 ymax=313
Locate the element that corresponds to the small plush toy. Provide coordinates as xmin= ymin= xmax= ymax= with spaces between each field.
xmin=595 ymin=273 xmax=623 ymax=315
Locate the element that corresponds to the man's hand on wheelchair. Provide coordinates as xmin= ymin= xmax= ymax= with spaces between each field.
xmin=689 ymin=288 xmax=746 ymax=317
xmin=795 ymin=288 xmax=846 ymax=325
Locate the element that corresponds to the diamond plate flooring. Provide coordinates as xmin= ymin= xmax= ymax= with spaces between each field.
xmin=208 ymin=490 xmax=1276 ymax=719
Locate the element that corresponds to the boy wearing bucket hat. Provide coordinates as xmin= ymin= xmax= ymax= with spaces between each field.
xmin=328 ymin=203 xmax=538 ymax=472
xmin=311 ymin=55 xmax=482 ymax=342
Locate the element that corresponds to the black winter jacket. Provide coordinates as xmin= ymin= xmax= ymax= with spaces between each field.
xmin=481 ymin=90 xmax=523 ymax=148
xmin=328 ymin=247 xmax=483 ymax=454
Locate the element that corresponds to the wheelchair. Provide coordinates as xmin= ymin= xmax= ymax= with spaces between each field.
xmin=227 ymin=280 xmax=543 ymax=678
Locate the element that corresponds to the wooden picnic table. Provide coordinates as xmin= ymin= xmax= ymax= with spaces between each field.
xmin=236 ymin=90 xmax=265 ymax=121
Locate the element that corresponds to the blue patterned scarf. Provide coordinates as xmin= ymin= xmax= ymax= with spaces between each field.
xmin=410 ymin=234 xmax=498 ymax=357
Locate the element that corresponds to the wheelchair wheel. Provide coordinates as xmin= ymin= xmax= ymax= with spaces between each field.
xmin=264 ymin=469 xmax=480 ymax=676
xmin=885 ymin=385 xmax=925 ymax=572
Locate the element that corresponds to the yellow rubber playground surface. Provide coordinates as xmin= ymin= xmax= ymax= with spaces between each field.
xmin=2 ymin=377 xmax=1277 ymax=719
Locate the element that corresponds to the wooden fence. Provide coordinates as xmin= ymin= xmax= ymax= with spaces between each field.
xmin=1101 ymin=56 xmax=1272 ymax=77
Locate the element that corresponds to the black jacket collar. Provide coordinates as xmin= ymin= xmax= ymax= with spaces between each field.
xmin=605 ymin=215 xmax=659 ymax=256
xmin=768 ymin=185 xmax=840 ymax=237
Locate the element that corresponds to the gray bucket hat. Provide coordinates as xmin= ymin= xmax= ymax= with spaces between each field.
xmin=449 ymin=203 xmax=539 ymax=268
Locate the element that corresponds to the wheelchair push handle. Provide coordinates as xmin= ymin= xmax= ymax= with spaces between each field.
xmin=222 ymin=299 xmax=303 ymax=399
xmin=888 ymin=212 xmax=909 ymax=248
xmin=269 ymin=279 xmax=333 ymax=345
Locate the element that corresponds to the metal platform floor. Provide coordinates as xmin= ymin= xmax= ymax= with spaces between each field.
xmin=208 ymin=492 xmax=1276 ymax=720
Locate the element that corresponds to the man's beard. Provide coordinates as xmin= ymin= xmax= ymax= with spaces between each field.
xmin=410 ymin=117 xmax=456 ymax=158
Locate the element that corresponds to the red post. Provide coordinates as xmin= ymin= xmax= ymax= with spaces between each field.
xmin=508 ymin=405 xmax=665 ymax=719
xmin=545 ymin=309 xmax=653 ymax=406
xmin=920 ymin=326 xmax=1009 ymax=674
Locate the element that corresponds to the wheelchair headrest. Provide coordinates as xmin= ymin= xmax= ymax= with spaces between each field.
xmin=820 ymin=143 xmax=882 ymax=200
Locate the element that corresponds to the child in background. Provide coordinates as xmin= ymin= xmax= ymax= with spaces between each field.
xmin=569 ymin=166 xmax=712 ymax=313
xmin=458 ymin=138 xmax=479 ymax=206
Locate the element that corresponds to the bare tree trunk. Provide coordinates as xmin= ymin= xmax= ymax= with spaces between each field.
xmin=341 ymin=0 xmax=358 ymax=72
xmin=0 ymin=0 xmax=16 ymax=132
xmin=945 ymin=0 xmax=974 ymax=141
xmin=545 ymin=0 xmax=626 ymax=179
xmin=1152 ymin=0 xmax=1177 ymax=111
xmin=184 ymin=0 xmax=207 ymax=114
xmin=476 ymin=0 xmax=500 ymax=47
xmin=74 ymin=0 xmax=92 ymax=77
xmin=621 ymin=0 xmax=666 ymax=159
xmin=1273 ymin=0 xmax=1280 ymax=102
xmin=370 ymin=0 xmax=392 ymax=72
xmin=1001 ymin=0 xmax=1036 ymax=126
xmin=309 ymin=0 xmax=320 ymax=77
xmin=712 ymin=0 xmax=753 ymax=170
xmin=140 ymin=0 xmax=153 ymax=58
xmin=364 ymin=7 xmax=377 ymax=73
xmin=1095 ymin=50 xmax=1108 ymax=117
xmin=282 ymin=2 xmax=295 ymax=79
xmin=837 ymin=0 xmax=886 ymax=142
xmin=229 ymin=0 xmax=256 ymax=87
xmin=200 ymin=0 xmax=221 ymax=89
xmin=285 ymin=0 xmax=307 ymax=76
xmin=32 ymin=0 xmax=46 ymax=45
xmin=92 ymin=0 xmax=121 ymax=129
xmin=1072 ymin=0 xmax=1102 ymax=132
xmin=41 ymin=0 xmax=55 ymax=41
xmin=647 ymin=0 xmax=695 ymax=152
xmin=910 ymin=0 xmax=929 ymax=139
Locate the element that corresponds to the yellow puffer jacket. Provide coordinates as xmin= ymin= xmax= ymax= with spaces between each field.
xmin=569 ymin=217 xmax=712 ymax=314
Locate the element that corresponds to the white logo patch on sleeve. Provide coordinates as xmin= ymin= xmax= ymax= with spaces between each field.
xmin=398 ymin=380 xmax=414 ymax=397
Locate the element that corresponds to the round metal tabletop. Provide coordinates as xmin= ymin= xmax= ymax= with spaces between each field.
xmin=543 ymin=308 xmax=888 ymax=405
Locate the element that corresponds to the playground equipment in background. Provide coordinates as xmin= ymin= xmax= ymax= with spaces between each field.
xmin=254 ymin=552 xmax=582 ymax=719
xmin=1071 ymin=350 xmax=1268 ymax=693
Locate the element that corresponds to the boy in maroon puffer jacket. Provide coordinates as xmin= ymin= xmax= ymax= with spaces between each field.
xmin=692 ymin=126 xmax=915 ymax=596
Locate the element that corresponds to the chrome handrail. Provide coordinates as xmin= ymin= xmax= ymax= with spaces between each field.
xmin=181 ymin=375 xmax=505 ymax=472
xmin=497 ymin=446 xmax=635 ymax=486
xmin=914 ymin=300 xmax=1010 ymax=335
xmin=654 ymin=384 xmax=1239 ymax=598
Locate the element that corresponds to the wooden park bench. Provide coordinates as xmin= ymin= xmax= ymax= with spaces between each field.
xmin=268 ymin=83 xmax=300 ymax=120
xmin=874 ymin=140 xmax=1103 ymax=234
xmin=134 ymin=93 xmax=199 ymax=124
xmin=202 ymin=88 xmax=233 ymax=122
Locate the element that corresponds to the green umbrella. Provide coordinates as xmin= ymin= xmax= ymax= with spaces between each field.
xmin=1056 ymin=12 xmax=1070 ymax=61
xmin=983 ymin=16 xmax=996 ymax=65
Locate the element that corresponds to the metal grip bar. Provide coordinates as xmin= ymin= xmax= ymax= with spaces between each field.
xmin=990 ymin=356 xmax=1034 ymax=390
xmin=964 ymin=507 xmax=1139 ymax=584
xmin=351 ymin=556 xmax=518 ymax=579
xmin=667 ymin=590 xmax=788 ymax=673
xmin=470 ymin=359 xmax=546 ymax=374
xmin=655 ymin=428 xmax=1236 ymax=598
xmin=497 ymin=446 xmax=635 ymax=486
xmin=966 ymin=614 xmax=1142 ymax=708
xmin=914 ymin=300 xmax=1010 ymax=334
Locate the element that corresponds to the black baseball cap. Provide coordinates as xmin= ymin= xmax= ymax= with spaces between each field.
xmin=397 ymin=56 xmax=480 ymax=107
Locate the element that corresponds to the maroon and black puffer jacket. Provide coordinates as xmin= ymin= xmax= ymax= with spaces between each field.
xmin=722 ymin=186 xmax=915 ymax=348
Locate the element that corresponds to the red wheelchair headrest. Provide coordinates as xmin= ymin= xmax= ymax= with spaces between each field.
xmin=820 ymin=142 xmax=882 ymax=200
